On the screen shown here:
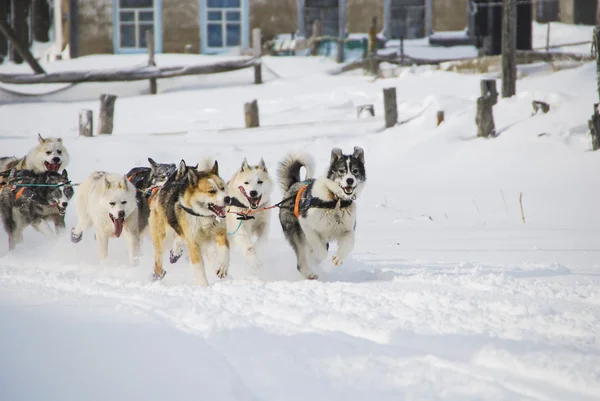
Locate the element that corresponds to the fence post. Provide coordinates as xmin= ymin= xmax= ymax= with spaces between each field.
xmin=436 ymin=110 xmax=445 ymax=126
xmin=501 ymin=0 xmax=517 ymax=97
xmin=146 ymin=30 xmax=157 ymax=95
xmin=590 ymin=104 xmax=600 ymax=151
xmin=545 ymin=22 xmax=551 ymax=52
xmin=476 ymin=79 xmax=498 ymax=138
xmin=244 ymin=100 xmax=260 ymax=128
xmin=78 ymin=109 xmax=93 ymax=137
xmin=252 ymin=28 xmax=261 ymax=57
xmin=254 ymin=63 xmax=262 ymax=84
xmin=383 ymin=87 xmax=397 ymax=128
xmin=98 ymin=94 xmax=117 ymax=135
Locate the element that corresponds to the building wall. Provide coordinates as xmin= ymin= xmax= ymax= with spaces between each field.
xmin=559 ymin=0 xmax=574 ymax=23
xmin=163 ymin=1 xmax=200 ymax=53
xmin=432 ymin=0 xmax=467 ymax=31
xmin=78 ymin=0 xmax=113 ymax=55
xmin=250 ymin=0 xmax=297 ymax=41
xmin=347 ymin=0 xmax=384 ymax=33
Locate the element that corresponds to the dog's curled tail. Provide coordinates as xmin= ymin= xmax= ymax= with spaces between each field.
xmin=277 ymin=152 xmax=315 ymax=193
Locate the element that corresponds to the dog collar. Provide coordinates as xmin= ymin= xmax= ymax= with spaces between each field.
xmin=178 ymin=203 xmax=213 ymax=218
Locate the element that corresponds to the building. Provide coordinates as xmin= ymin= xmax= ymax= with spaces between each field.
xmin=3 ymin=0 xmax=549 ymax=60
xmin=72 ymin=0 xmax=476 ymax=56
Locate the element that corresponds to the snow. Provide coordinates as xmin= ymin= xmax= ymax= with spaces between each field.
xmin=1 ymin=44 xmax=600 ymax=400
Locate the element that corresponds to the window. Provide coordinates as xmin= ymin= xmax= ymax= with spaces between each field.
xmin=117 ymin=0 xmax=156 ymax=50
xmin=205 ymin=0 xmax=242 ymax=49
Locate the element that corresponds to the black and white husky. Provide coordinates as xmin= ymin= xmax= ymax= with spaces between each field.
xmin=0 ymin=169 xmax=73 ymax=250
xmin=277 ymin=147 xmax=366 ymax=279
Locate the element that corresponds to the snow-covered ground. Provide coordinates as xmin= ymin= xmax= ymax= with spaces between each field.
xmin=1 ymin=51 xmax=599 ymax=400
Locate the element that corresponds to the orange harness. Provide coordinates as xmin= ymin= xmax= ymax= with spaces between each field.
xmin=294 ymin=185 xmax=308 ymax=218
xmin=147 ymin=186 xmax=160 ymax=206
xmin=0 ymin=182 xmax=26 ymax=200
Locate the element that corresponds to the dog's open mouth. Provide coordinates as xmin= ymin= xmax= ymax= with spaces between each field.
xmin=208 ymin=203 xmax=227 ymax=218
xmin=342 ymin=186 xmax=355 ymax=195
xmin=238 ymin=186 xmax=261 ymax=209
xmin=44 ymin=161 xmax=61 ymax=172
xmin=57 ymin=205 xmax=67 ymax=216
xmin=109 ymin=214 xmax=125 ymax=238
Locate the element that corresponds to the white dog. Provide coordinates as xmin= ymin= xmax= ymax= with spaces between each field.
xmin=225 ymin=158 xmax=273 ymax=270
xmin=71 ymin=171 xmax=140 ymax=265
xmin=0 ymin=134 xmax=70 ymax=174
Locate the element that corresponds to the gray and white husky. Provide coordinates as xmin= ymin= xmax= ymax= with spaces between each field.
xmin=277 ymin=147 xmax=366 ymax=280
xmin=225 ymin=158 xmax=273 ymax=270
xmin=0 ymin=169 xmax=74 ymax=250
xmin=125 ymin=158 xmax=177 ymax=234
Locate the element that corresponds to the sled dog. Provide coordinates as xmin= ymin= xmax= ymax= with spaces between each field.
xmin=0 ymin=134 xmax=70 ymax=175
xmin=149 ymin=160 xmax=230 ymax=286
xmin=71 ymin=171 xmax=140 ymax=265
xmin=277 ymin=147 xmax=366 ymax=279
xmin=125 ymin=158 xmax=177 ymax=233
xmin=0 ymin=169 xmax=73 ymax=249
xmin=225 ymin=157 xmax=274 ymax=270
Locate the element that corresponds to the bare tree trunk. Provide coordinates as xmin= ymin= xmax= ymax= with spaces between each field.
xmin=502 ymin=0 xmax=517 ymax=98
xmin=0 ymin=17 xmax=45 ymax=74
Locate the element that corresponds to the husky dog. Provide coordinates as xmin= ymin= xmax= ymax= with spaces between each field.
xmin=71 ymin=171 xmax=140 ymax=265
xmin=277 ymin=147 xmax=366 ymax=279
xmin=225 ymin=158 xmax=273 ymax=270
xmin=149 ymin=160 xmax=230 ymax=286
xmin=0 ymin=169 xmax=73 ymax=249
xmin=125 ymin=158 xmax=177 ymax=233
xmin=0 ymin=134 xmax=70 ymax=175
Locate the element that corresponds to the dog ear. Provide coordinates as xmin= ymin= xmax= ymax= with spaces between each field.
xmin=61 ymin=170 xmax=68 ymax=179
xmin=57 ymin=138 xmax=63 ymax=143
xmin=148 ymin=158 xmax=158 ymax=168
xmin=352 ymin=146 xmax=365 ymax=164
xmin=104 ymin=176 xmax=112 ymax=190
xmin=330 ymin=148 xmax=343 ymax=165
xmin=176 ymin=160 xmax=187 ymax=179
xmin=210 ymin=160 xmax=219 ymax=175
xmin=258 ymin=158 xmax=267 ymax=171
xmin=118 ymin=176 xmax=129 ymax=190
xmin=187 ymin=169 xmax=198 ymax=185
xmin=37 ymin=133 xmax=46 ymax=144
xmin=241 ymin=158 xmax=250 ymax=172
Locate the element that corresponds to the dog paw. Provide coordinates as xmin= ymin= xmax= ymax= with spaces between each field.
xmin=151 ymin=270 xmax=167 ymax=281
xmin=70 ymin=229 xmax=82 ymax=244
xmin=169 ymin=249 xmax=182 ymax=264
xmin=216 ymin=266 xmax=228 ymax=279
xmin=306 ymin=273 xmax=319 ymax=280
xmin=332 ymin=255 xmax=344 ymax=267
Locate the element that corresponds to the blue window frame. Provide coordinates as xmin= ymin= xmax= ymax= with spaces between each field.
xmin=201 ymin=0 xmax=247 ymax=53
xmin=113 ymin=0 xmax=163 ymax=54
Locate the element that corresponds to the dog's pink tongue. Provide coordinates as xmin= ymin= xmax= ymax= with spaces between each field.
xmin=46 ymin=163 xmax=59 ymax=172
xmin=114 ymin=218 xmax=124 ymax=238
